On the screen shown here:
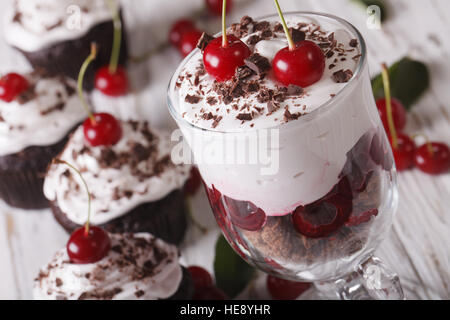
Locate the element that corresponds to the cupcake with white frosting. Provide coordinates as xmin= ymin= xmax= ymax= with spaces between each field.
xmin=0 ymin=70 xmax=86 ymax=209
xmin=44 ymin=120 xmax=191 ymax=244
xmin=3 ymin=0 xmax=128 ymax=90
xmin=34 ymin=232 xmax=194 ymax=300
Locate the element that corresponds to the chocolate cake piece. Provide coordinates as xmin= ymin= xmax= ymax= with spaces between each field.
xmin=16 ymin=14 xmax=128 ymax=91
xmin=0 ymin=137 xmax=69 ymax=209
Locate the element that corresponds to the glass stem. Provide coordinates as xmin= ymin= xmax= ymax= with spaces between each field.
xmin=315 ymin=255 xmax=405 ymax=300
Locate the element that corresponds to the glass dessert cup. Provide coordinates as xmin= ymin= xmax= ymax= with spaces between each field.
xmin=168 ymin=12 xmax=403 ymax=300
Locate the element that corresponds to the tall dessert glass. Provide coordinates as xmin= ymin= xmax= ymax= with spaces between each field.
xmin=168 ymin=12 xmax=404 ymax=300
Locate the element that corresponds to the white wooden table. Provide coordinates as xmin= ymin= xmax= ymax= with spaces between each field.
xmin=0 ymin=0 xmax=449 ymax=300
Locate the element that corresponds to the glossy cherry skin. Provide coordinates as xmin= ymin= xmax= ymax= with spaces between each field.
xmin=203 ymin=35 xmax=251 ymax=82
xmin=267 ymin=275 xmax=311 ymax=300
xmin=376 ymin=98 xmax=407 ymax=132
xmin=0 ymin=73 xmax=29 ymax=102
xmin=193 ymin=286 xmax=228 ymax=300
xmin=206 ymin=0 xmax=233 ymax=16
xmin=67 ymin=226 xmax=111 ymax=264
xmin=273 ymin=40 xmax=325 ymax=88
xmin=390 ymin=134 xmax=416 ymax=171
xmin=187 ymin=266 xmax=213 ymax=291
xmin=414 ymin=142 xmax=450 ymax=175
xmin=95 ymin=65 xmax=128 ymax=97
xmin=169 ymin=19 xmax=196 ymax=48
xmin=179 ymin=29 xmax=203 ymax=57
xmin=83 ymin=113 xmax=122 ymax=147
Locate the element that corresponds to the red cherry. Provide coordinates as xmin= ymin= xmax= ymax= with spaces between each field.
xmin=0 ymin=73 xmax=29 ymax=102
xmin=67 ymin=226 xmax=111 ymax=264
xmin=414 ymin=142 xmax=450 ymax=175
xmin=95 ymin=65 xmax=128 ymax=97
xmin=169 ymin=19 xmax=196 ymax=48
xmin=267 ymin=275 xmax=311 ymax=300
xmin=83 ymin=113 xmax=122 ymax=146
xmin=203 ymin=35 xmax=251 ymax=82
xmin=292 ymin=178 xmax=353 ymax=238
xmin=187 ymin=266 xmax=213 ymax=291
xmin=206 ymin=0 xmax=233 ymax=16
xmin=273 ymin=40 xmax=325 ymax=88
xmin=184 ymin=167 xmax=202 ymax=195
xmin=376 ymin=98 xmax=407 ymax=132
xmin=179 ymin=29 xmax=203 ymax=57
xmin=193 ymin=286 xmax=228 ymax=300
xmin=390 ymin=134 xmax=415 ymax=171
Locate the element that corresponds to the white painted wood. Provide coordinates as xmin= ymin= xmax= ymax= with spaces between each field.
xmin=0 ymin=0 xmax=449 ymax=300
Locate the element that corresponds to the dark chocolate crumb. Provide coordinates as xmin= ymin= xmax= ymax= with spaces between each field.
xmin=185 ymin=94 xmax=202 ymax=104
xmin=332 ymin=69 xmax=354 ymax=83
xmin=197 ymin=32 xmax=214 ymax=52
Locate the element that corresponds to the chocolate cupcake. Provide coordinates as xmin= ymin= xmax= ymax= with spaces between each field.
xmin=0 ymin=72 xmax=86 ymax=209
xmin=34 ymin=232 xmax=194 ymax=300
xmin=44 ymin=120 xmax=191 ymax=245
xmin=4 ymin=0 xmax=128 ymax=90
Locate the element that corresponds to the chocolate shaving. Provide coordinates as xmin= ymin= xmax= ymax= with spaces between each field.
xmin=206 ymin=96 xmax=218 ymax=105
xmin=184 ymin=94 xmax=201 ymax=104
xmin=349 ymin=39 xmax=358 ymax=47
xmin=235 ymin=65 xmax=255 ymax=80
xmin=236 ymin=113 xmax=254 ymax=121
xmin=212 ymin=116 xmax=223 ymax=128
xmin=244 ymin=53 xmax=271 ymax=77
xmin=286 ymin=84 xmax=304 ymax=96
xmin=247 ymin=35 xmax=261 ymax=45
xmin=197 ymin=32 xmax=214 ymax=52
xmin=267 ymin=101 xmax=280 ymax=115
xmin=240 ymin=16 xmax=253 ymax=27
xmin=290 ymin=28 xmax=306 ymax=43
xmin=284 ymin=107 xmax=302 ymax=122
xmin=332 ymin=69 xmax=354 ymax=83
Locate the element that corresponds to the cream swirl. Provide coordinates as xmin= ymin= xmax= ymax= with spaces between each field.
xmin=4 ymin=0 xmax=115 ymax=52
xmin=43 ymin=121 xmax=190 ymax=225
xmin=33 ymin=233 xmax=183 ymax=300
xmin=0 ymin=73 xmax=86 ymax=156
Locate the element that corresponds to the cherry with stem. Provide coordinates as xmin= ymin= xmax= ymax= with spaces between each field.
xmin=95 ymin=0 xmax=128 ymax=96
xmin=272 ymin=0 xmax=325 ymax=88
xmin=79 ymin=44 xmax=122 ymax=146
xmin=412 ymin=133 xmax=450 ymax=175
xmin=54 ymin=159 xmax=111 ymax=264
xmin=381 ymin=63 xmax=415 ymax=171
xmin=203 ymin=0 xmax=251 ymax=82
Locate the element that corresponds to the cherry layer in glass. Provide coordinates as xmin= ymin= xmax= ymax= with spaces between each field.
xmin=168 ymin=12 xmax=403 ymax=300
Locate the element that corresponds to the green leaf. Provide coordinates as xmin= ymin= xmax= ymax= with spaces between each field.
xmin=371 ymin=57 xmax=430 ymax=110
xmin=351 ymin=0 xmax=387 ymax=22
xmin=214 ymin=235 xmax=255 ymax=298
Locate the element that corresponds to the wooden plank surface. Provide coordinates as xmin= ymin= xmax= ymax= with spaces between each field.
xmin=0 ymin=0 xmax=449 ymax=300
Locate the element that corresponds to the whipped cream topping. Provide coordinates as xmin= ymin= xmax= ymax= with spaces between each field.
xmin=4 ymin=0 xmax=114 ymax=52
xmin=91 ymin=89 xmax=142 ymax=121
xmin=170 ymin=14 xmax=380 ymax=216
xmin=0 ymin=72 xmax=86 ymax=156
xmin=44 ymin=121 xmax=190 ymax=225
xmin=175 ymin=16 xmax=361 ymax=131
xmin=33 ymin=233 xmax=183 ymax=300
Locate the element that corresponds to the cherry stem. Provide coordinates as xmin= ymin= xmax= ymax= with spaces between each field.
xmin=411 ymin=133 xmax=434 ymax=157
xmin=274 ymin=0 xmax=295 ymax=50
xmin=381 ymin=63 xmax=398 ymax=149
xmin=53 ymin=159 xmax=92 ymax=237
xmin=106 ymin=0 xmax=122 ymax=74
xmin=78 ymin=43 xmax=97 ymax=124
xmin=222 ymin=0 xmax=228 ymax=48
